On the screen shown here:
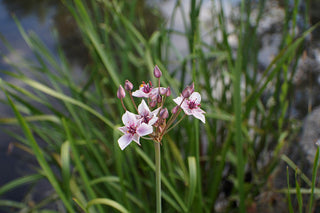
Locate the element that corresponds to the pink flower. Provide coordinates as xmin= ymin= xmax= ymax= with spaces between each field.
xmin=118 ymin=111 xmax=153 ymax=150
xmin=137 ymin=100 xmax=161 ymax=125
xmin=173 ymin=92 xmax=206 ymax=123
xmin=132 ymin=81 xmax=154 ymax=98
xmin=132 ymin=81 xmax=166 ymax=99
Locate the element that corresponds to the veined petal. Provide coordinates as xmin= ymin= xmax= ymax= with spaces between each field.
xmin=137 ymin=123 xmax=153 ymax=136
xmin=118 ymin=126 xmax=128 ymax=134
xmin=132 ymin=134 xmax=141 ymax=145
xmin=118 ymin=134 xmax=133 ymax=150
xmin=173 ymin=95 xmax=184 ymax=105
xmin=122 ymin=111 xmax=138 ymax=125
xmin=194 ymin=108 xmax=206 ymax=114
xmin=132 ymin=89 xmax=149 ymax=98
xmin=183 ymin=107 xmax=193 ymax=115
xmin=190 ymin=92 xmax=201 ymax=104
xmin=138 ymin=99 xmax=151 ymax=114
xmin=148 ymin=116 xmax=159 ymax=126
xmin=151 ymin=87 xmax=167 ymax=96
xmin=192 ymin=110 xmax=206 ymax=123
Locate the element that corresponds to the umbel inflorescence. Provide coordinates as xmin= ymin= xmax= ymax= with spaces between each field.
xmin=117 ymin=65 xmax=205 ymax=150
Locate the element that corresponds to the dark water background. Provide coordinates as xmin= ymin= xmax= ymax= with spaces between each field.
xmin=0 ymin=0 xmax=60 ymax=204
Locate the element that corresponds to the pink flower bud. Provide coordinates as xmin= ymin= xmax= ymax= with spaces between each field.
xmin=160 ymin=108 xmax=169 ymax=119
xmin=160 ymin=87 xmax=167 ymax=95
xmin=157 ymin=94 xmax=162 ymax=103
xmin=149 ymin=100 xmax=157 ymax=108
xmin=182 ymin=86 xmax=191 ymax=98
xmin=182 ymin=83 xmax=194 ymax=98
xmin=166 ymin=87 xmax=171 ymax=96
xmin=153 ymin=65 xmax=162 ymax=78
xmin=124 ymin=80 xmax=133 ymax=91
xmin=171 ymin=105 xmax=179 ymax=114
xmin=117 ymin=85 xmax=126 ymax=99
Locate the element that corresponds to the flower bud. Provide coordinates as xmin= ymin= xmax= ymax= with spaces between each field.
xmin=160 ymin=108 xmax=169 ymax=119
xmin=149 ymin=100 xmax=157 ymax=108
xmin=166 ymin=87 xmax=171 ymax=96
xmin=182 ymin=86 xmax=191 ymax=98
xmin=182 ymin=83 xmax=194 ymax=98
xmin=117 ymin=85 xmax=126 ymax=99
xmin=171 ymin=105 xmax=179 ymax=114
xmin=153 ymin=65 xmax=162 ymax=78
xmin=157 ymin=94 xmax=162 ymax=103
xmin=124 ymin=80 xmax=133 ymax=91
xmin=160 ymin=87 xmax=167 ymax=95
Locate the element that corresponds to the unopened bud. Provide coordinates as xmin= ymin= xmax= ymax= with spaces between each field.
xmin=160 ymin=108 xmax=169 ymax=119
xmin=149 ymin=100 xmax=157 ymax=108
xmin=166 ymin=87 xmax=171 ymax=96
xmin=153 ymin=65 xmax=162 ymax=78
xmin=171 ymin=105 xmax=179 ymax=114
xmin=160 ymin=87 xmax=167 ymax=95
xmin=182 ymin=83 xmax=194 ymax=98
xmin=124 ymin=80 xmax=133 ymax=91
xmin=117 ymin=85 xmax=126 ymax=99
xmin=157 ymin=94 xmax=162 ymax=103
xmin=182 ymin=86 xmax=191 ymax=98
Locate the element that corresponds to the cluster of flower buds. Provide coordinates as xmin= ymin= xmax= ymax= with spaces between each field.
xmin=116 ymin=65 xmax=205 ymax=150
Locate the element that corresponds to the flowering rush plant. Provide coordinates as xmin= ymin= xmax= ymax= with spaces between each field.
xmin=116 ymin=65 xmax=206 ymax=150
xmin=117 ymin=65 xmax=205 ymax=212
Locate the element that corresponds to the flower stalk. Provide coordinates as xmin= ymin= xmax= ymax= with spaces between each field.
xmin=154 ymin=141 xmax=161 ymax=213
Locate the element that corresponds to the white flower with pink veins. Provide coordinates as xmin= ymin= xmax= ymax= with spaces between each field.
xmin=118 ymin=111 xmax=153 ymax=150
xmin=173 ymin=92 xmax=206 ymax=123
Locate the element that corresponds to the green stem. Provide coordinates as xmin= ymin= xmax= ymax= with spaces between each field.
xmin=154 ymin=141 xmax=162 ymax=213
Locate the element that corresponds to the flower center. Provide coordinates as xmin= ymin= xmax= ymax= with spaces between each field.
xmin=188 ymin=100 xmax=199 ymax=109
xmin=127 ymin=124 xmax=137 ymax=135
xmin=141 ymin=113 xmax=152 ymax=124
xmin=141 ymin=81 xmax=153 ymax=93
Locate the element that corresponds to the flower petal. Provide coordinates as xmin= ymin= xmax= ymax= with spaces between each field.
xmin=132 ymin=134 xmax=141 ymax=145
xmin=118 ymin=134 xmax=133 ymax=150
xmin=138 ymin=99 xmax=151 ymax=115
xmin=122 ymin=111 xmax=137 ymax=125
xmin=148 ymin=116 xmax=159 ymax=126
xmin=137 ymin=123 xmax=153 ymax=136
xmin=192 ymin=110 xmax=206 ymax=123
xmin=189 ymin=92 xmax=201 ymax=104
xmin=147 ymin=107 xmax=161 ymax=125
xmin=173 ymin=95 xmax=184 ymax=105
xmin=132 ymin=89 xmax=149 ymax=98
xmin=118 ymin=126 xmax=128 ymax=134
xmin=182 ymin=107 xmax=193 ymax=115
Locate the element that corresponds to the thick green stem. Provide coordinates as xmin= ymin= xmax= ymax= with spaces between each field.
xmin=154 ymin=142 xmax=162 ymax=213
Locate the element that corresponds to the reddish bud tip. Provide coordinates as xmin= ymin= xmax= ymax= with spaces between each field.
xmin=171 ymin=105 xmax=179 ymax=114
xmin=117 ymin=85 xmax=126 ymax=99
xmin=189 ymin=82 xmax=195 ymax=94
xmin=124 ymin=80 xmax=133 ymax=91
xmin=160 ymin=108 xmax=169 ymax=119
xmin=153 ymin=65 xmax=162 ymax=78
